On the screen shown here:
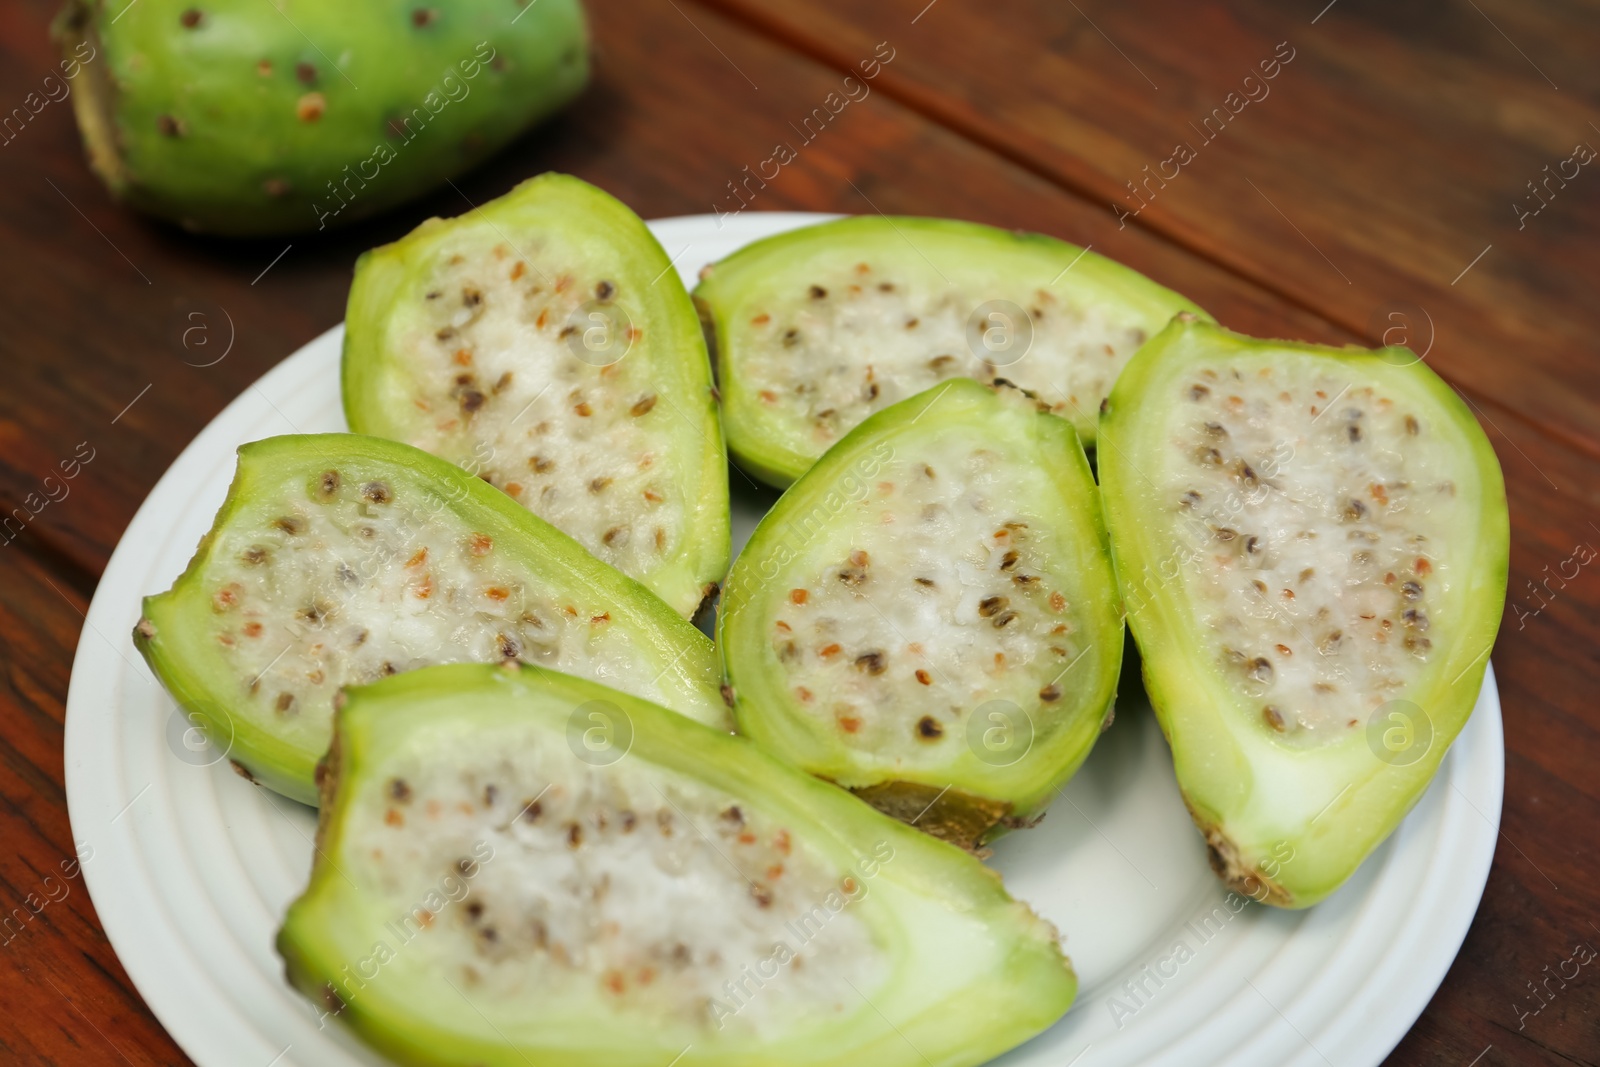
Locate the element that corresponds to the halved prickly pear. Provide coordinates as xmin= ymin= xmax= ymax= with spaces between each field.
xmin=133 ymin=434 xmax=727 ymax=805
xmin=278 ymin=662 xmax=1076 ymax=1067
xmin=719 ymin=379 xmax=1124 ymax=849
xmin=344 ymin=173 xmax=729 ymax=618
xmin=1098 ymin=316 xmax=1508 ymax=907
xmin=52 ymin=0 xmax=589 ymax=235
xmin=693 ymin=215 xmax=1209 ymax=486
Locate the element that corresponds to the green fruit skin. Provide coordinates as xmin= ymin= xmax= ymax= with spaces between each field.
xmin=52 ymin=0 xmax=589 ymax=236
xmin=133 ymin=433 xmax=727 ymax=805
xmin=693 ymin=215 xmax=1212 ymax=488
xmin=343 ymin=172 xmax=731 ymax=618
xmin=720 ymin=378 xmax=1124 ymax=828
xmin=279 ymin=662 xmax=1075 ymax=1067
xmin=1098 ymin=318 xmax=1509 ymax=908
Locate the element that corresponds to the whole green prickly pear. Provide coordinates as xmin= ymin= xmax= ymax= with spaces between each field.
xmin=51 ymin=0 xmax=589 ymax=236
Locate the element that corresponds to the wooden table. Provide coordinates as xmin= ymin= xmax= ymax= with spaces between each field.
xmin=2 ymin=0 xmax=1595 ymax=1063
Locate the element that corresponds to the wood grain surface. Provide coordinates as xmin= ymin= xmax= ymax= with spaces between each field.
xmin=0 ymin=0 xmax=1595 ymax=1064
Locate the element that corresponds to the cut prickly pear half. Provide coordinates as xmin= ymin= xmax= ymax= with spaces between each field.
xmin=279 ymin=662 xmax=1076 ymax=1067
xmin=1098 ymin=316 xmax=1508 ymax=908
xmin=133 ymin=434 xmax=728 ymax=806
xmin=344 ymin=173 xmax=729 ymax=618
xmin=52 ymin=0 xmax=589 ymax=236
xmin=719 ymin=379 xmax=1123 ymax=849
xmin=693 ymin=215 xmax=1209 ymax=486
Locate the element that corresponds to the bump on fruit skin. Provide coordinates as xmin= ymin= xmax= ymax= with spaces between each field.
xmin=50 ymin=0 xmax=590 ymax=235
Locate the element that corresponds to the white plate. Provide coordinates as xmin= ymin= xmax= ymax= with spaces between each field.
xmin=64 ymin=212 xmax=1503 ymax=1067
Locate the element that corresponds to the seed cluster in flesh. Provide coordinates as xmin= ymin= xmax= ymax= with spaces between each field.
xmin=763 ymin=431 xmax=1090 ymax=762
xmin=348 ymin=726 xmax=886 ymax=1032
xmin=205 ymin=471 xmax=680 ymax=749
xmin=733 ymin=263 xmax=1149 ymax=451
xmin=1161 ymin=358 xmax=1457 ymax=739
xmin=397 ymin=242 xmax=686 ymax=583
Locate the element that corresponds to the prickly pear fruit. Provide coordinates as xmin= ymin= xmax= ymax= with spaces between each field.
xmin=279 ymin=662 xmax=1076 ymax=1066
xmin=51 ymin=0 xmax=588 ymax=235
xmin=1097 ymin=315 xmax=1508 ymax=907
xmin=132 ymin=433 xmax=726 ymax=805
xmin=693 ymin=215 xmax=1209 ymax=486
xmin=719 ymin=379 xmax=1124 ymax=849
xmin=343 ymin=173 xmax=729 ymax=618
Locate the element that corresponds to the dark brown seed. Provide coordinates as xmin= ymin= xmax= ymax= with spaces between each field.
xmin=242 ymin=545 xmax=269 ymax=565
xmin=180 ymin=8 xmax=202 ymax=27
xmin=389 ymin=778 xmax=412 ymax=802
xmin=460 ymin=389 xmax=486 ymax=413
xmin=838 ymin=566 xmax=866 ymax=586
xmin=620 ymin=810 xmax=638 ymax=832
xmin=531 ymin=456 xmax=554 ymax=473
xmin=928 ymin=354 xmax=956 ymax=372
xmin=275 ymin=692 xmax=296 ymax=714
xmin=854 ymin=651 xmax=886 ymax=675
xmin=1001 ymin=551 xmax=1020 ymax=570
xmin=380 ymin=661 xmax=397 ymax=675
xmin=603 ymin=526 xmax=629 ymax=547
xmin=751 ymin=884 xmax=775 ymax=908
xmin=1263 ymin=705 xmax=1286 ymax=732
xmin=1247 ymin=657 xmax=1273 ymax=682
xmin=498 ymin=633 xmax=520 ymax=660
xmin=905 ymin=317 xmax=920 ymax=329
xmin=1190 ymin=384 xmax=1210 ymax=400
xmin=1347 ymin=424 xmax=1362 ymax=443
xmin=1344 ymin=499 xmax=1367 ymax=521
xmin=878 ymin=282 xmax=895 ymax=292
xmin=521 ymin=799 xmax=543 ymax=822
xmin=809 ymin=285 xmax=827 ymax=299
xmin=156 ymin=114 xmax=182 ymax=137
xmin=1180 ymin=490 xmax=1201 ymax=509
xmin=462 ymin=287 xmax=482 ymax=307
xmin=1194 ymin=446 xmax=1223 ymax=466
xmin=596 ymin=280 xmax=615 ymax=300
xmin=864 ymin=382 xmax=880 ymax=400
xmin=1245 ymin=535 xmax=1260 ymax=554
xmin=567 ymin=823 xmax=583 ymax=848
xmin=630 ymin=394 xmax=657 ymax=417
xmin=295 ymin=61 xmax=317 ymax=84
xmin=361 ymin=481 xmax=392 ymax=504
xmin=1405 ymin=415 xmax=1420 ymax=435
xmin=1400 ymin=580 xmax=1423 ymax=600
xmin=913 ymin=576 xmax=935 ymax=587
xmin=466 ymin=901 xmax=484 ymax=921
xmin=1319 ymin=630 xmax=1343 ymax=653
xmin=1236 ymin=460 xmax=1257 ymax=486
xmin=1213 ymin=527 xmax=1237 ymax=542
xmin=1013 ymin=573 xmax=1040 ymax=586
xmin=1203 ymin=421 xmax=1228 ymax=438
xmin=978 ymin=596 xmax=1009 ymax=618
xmin=273 ymin=516 xmax=305 ymax=535
xmin=1039 ymin=684 xmax=1062 ymax=702
xmin=493 ymin=372 xmax=513 ymax=394
xmin=991 ymin=610 xmax=1019 ymax=628
xmin=316 ymin=470 xmax=340 ymax=499
xmin=916 ymin=716 xmax=943 ymax=740
xmin=412 ymin=8 xmax=437 ymax=27
xmin=782 ymin=329 xmax=800 ymax=347
xmin=721 ymin=805 xmax=744 ymax=827
xmin=589 ymin=476 xmax=612 ymax=493
xmin=482 ymin=784 xmax=498 ymax=806
xmin=1401 ymin=608 xmax=1429 ymax=630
